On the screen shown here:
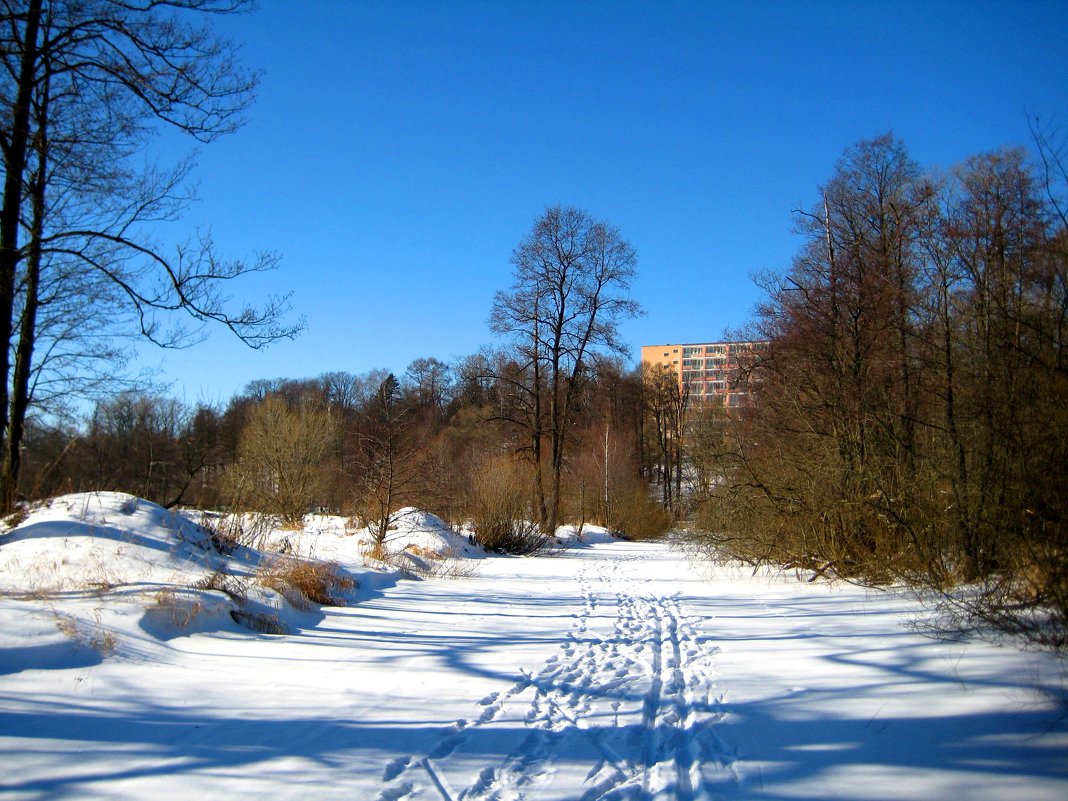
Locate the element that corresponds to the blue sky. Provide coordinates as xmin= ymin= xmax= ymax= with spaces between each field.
xmin=143 ymin=0 xmax=1068 ymax=404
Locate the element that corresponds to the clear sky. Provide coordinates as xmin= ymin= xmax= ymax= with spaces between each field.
xmin=141 ymin=0 xmax=1068 ymax=405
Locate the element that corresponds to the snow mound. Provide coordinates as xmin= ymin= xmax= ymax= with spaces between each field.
xmin=555 ymin=523 xmax=618 ymax=546
xmin=0 ymin=495 xmax=491 ymax=651
xmin=387 ymin=507 xmax=483 ymax=558
xmin=0 ymin=492 xmax=218 ymax=596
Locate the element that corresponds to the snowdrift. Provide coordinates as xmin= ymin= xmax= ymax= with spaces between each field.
xmin=0 ymin=493 xmax=492 ymax=646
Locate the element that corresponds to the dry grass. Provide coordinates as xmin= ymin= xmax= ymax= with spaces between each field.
xmin=153 ymin=588 xmax=204 ymax=628
xmin=1 ymin=506 xmax=29 ymax=530
xmin=360 ymin=539 xmax=480 ymax=580
xmin=199 ymin=512 xmax=278 ymax=554
xmin=403 ymin=544 xmax=440 ymax=560
xmin=418 ymin=554 xmax=481 ymax=579
xmin=194 ymin=570 xmax=248 ymax=603
xmin=361 ymin=540 xmax=389 ymax=564
xmin=256 ymin=556 xmax=355 ymax=609
xmin=53 ymin=611 xmax=118 ymax=654
xmin=229 ymin=609 xmax=289 ymax=635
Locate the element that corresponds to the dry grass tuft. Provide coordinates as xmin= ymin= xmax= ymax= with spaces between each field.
xmin=2 ymin=506 xmax=29 ymax=530
xmin=194 ymin=570 xmax=248 ymax=603
xmin=230 ymin=609 xmax=289 ymax=635
xmin=403 ymin=544 xmax=440 ymax=560
xmin=53 ymin=611 xmax=80 ymax=640
xmin=53 ymin=611 xmax=118 ymax=654
xmin=360 ymin=540 xmax=389 ymax=564
xmin=153 ymin=588 xmax=204 ymax=628
xmin=256 ymin=556 xmax=355 ymax=609
xmin=364 ymin=541 xmax=481 ymax=580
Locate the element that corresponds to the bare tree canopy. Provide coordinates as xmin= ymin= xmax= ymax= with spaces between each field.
xmin=692 ymin=133 xmax=1068 ymax=647
xmin=0 ymin=0 xmax=302 ymax=508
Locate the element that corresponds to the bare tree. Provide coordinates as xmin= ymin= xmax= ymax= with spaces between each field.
xmin=404 ymin=356 xmax=453 ymax=418
xmin=490 ymin=205 xmax=640 ymax=533
xmin=0 ymin=0 xmax=301 ymax=510
xmin=350 ymin=373 xmax=432 ymax=549
xmin=642 ymin=362 xmax=688 ymax=512
xmin=688 ymin=134 xmax=1068 ymax=646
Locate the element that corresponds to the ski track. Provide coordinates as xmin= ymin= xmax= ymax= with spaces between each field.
xmin=375 ymin=555 xmax=739 ymax=801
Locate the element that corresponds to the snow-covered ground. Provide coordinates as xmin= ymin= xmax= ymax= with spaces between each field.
xmin=0 ymin=493 xmax=1065 ymax=800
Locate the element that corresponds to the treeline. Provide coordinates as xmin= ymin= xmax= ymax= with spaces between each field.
xmin=19 ymin=353 xmax=672 ymax=546
xmin=691 ymin=132 xmax=1067 ymax=647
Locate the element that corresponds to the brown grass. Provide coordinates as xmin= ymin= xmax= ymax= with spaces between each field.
xmin=194 ymin=570 xmax=249 ymax=603
xmin=53 ymin=611 xmax=118 ymax=654
xmin=153 ymin=588 xmax=204 ymax=628
xmin=361 ymin=540 xmax=389 ymax=564
xmin=230 ymin=609 xmax=289 ymax=635
xmin=1 ymin=506 xmax=29 ymax=530
xmin=256 ymin=556 xmax=355 ymax=609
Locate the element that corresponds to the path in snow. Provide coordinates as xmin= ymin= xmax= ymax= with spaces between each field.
xmin=376 ymin=553 xmax=740 ymax=800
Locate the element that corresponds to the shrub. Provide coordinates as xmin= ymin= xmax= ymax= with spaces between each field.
xmin=468 ymin=457 xmax=548 ymax=555
xmin=223 ymin=397 xmax=338 ymax=527
xmin=610 ymin=487 xmax=674 ymax=540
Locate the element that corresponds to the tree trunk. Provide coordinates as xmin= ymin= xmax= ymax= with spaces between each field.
xmin=0 ymin=0 xmax=43 ymax=512
xmin=2 ymin=157 xmax=44 ymax=510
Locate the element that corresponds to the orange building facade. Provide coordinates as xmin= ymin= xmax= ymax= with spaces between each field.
xmin=640 ymin=340 xmax=766 ymax=406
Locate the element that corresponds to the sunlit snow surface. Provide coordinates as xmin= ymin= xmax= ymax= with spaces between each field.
xmin=0 ymin=492 xmax=1065 ymax=800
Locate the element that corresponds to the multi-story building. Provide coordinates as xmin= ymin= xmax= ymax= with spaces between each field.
xmin=640 ymin=340 xmax=766 ymax=406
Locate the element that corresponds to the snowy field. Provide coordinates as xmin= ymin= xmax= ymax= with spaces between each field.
xmin=0 ymin=493 xmax=1065 ymax=800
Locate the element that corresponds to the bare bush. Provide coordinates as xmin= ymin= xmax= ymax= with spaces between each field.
xmin=224 ymin=397 xmax=338 ymax=527
xmin=468 ymin=457 xmax=548 ymax=555
xmin=610 ymin=486 xmax=674 ymax=541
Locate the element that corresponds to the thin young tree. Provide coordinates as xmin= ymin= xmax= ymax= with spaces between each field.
xmin=351 ymin=373 xmax=431 ymax=549
xmin=226 ymin=396 xmax=338 ymax=527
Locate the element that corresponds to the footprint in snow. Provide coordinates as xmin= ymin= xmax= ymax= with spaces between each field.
xmin=376 ymin=781 xmax=416 ymax=801
xmin=382 ymin=755 xmax=410 ymax=782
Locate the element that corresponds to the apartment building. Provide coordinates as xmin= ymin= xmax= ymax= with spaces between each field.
xmin=640 ymin=340 xmax=766 ymax=406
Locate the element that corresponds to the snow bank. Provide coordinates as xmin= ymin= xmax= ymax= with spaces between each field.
xmin=556 ymin=522 xmax=618 ymax=545
xmin=0 ymin=492 xmax=219 ymax=597
xmin=0 ymin=494 xmax=485 ymax=645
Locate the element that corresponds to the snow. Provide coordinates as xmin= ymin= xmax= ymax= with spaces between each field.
xmin=1 ymin=492 xmax=1065 ymax=800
